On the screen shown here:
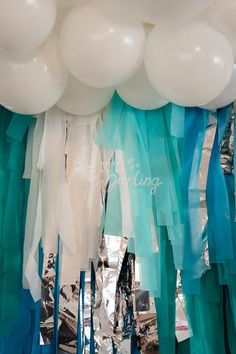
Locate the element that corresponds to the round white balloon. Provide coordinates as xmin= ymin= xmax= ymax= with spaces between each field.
xmin=0 ymin=0 xmax=57 ymax=51
xmin=144 ymin=22 xmax=234 ymax=107
xmin=116 ymin=63 xmax=169 ymax=110
xmin=0 ymin=35 xmax=68 ymax=115
xmin=201 ymin=64 xmax=236 ymax=109
xmin=57 ymin=74 xmax=115 ymax=115
xmin=55 ymin=0 xmax=77 ymax=32
xmin=122 ymin=0 xmax=214 ymax=26
xmin=209 ymin=0 xmax=236 ymax=36
xmin=59 ymin=0 xmax=145 ymax=88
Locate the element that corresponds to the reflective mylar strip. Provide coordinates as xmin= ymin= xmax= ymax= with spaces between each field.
xmin=57 ymin=278 xmax=80 ymax=353
xmin=40 ymin=253 xmax=57 ymax=345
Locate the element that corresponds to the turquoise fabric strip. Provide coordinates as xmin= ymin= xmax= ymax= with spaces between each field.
xmin=154 ymin=227 xmax=176 ymax=354
xmin=185 ymin=265 xmax=226 ymax=354
xmin=0 ymin=107 xmax=31 ymax=337
xmin=97 ymin=95 xmax=186 ymax=298
xmin=206 ymin=105 xmax=233 ymax=264
xmin=182 ymin=108 xmax=208 ymax=294
xmin=104 ymin=156 xmax=122 ymax=236
xmin=234 ymin=110 xmax=236 ymax=222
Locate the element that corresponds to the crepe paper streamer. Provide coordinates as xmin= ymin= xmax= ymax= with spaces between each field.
xmin=206 ymin=105 xmax=233 ymax=264
xmin=147 ymin=105 xmax=185 ymax=270
xmin=184 ymin=265 xmax=227 ymax=354
xmin=77 ymin=271 xmax=86 ymax=354
xmin=116 ymin=150 xmax=136 ymax=238
xmin=97 ymin=95 xmax=157 ymax=295
xmin=182 ymin=107 xmax=208 ymax=294
xmin=24 ymin=107 xmax=108 ymax=300
xmin=90 ymin=264 xmax=96 ymax=354
xmin=221 ymin=175 xmax=236 ymax=338
xmin=103 ymin=155 xmax=123 ymax=236
xmin=154 ymin=227 xmax=177 ymax=354
xmin=59 ymin=112 xmax=109 ymax=285
xmin=234 ymin=111 xmax=236 ymax=222
xmin=0 ymin=107 xmax=32 ymax=337
xmin=0 ymin=290 xmax=38 ymax=354
xmin=223 ymin=285 xmax=236 ymax=354
xmin=177 ymin=339 xmax=190 ymax=354
xmin=23 ymin=116 xmax=45 ymax=301
xmin=97 ymin=95 xmax=186 ymax=298
xmin=224 ymin=175 xmax=236 ymax=274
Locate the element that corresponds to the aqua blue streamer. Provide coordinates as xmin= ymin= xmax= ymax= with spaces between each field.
xmin=104 ymin=156 xmax=122 ymax=236
xmin=182 ymin=108 xmax=208 ymax=294
xmin=206 ymin=105 xmax=233 ymax=264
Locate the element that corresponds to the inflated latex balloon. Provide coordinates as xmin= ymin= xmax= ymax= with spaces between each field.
xmin=197 ymin=9 xmax=236 ymax=63
xmin=122 ymin=0 xmax=214 ymax=26
xmin=55 ymin=0 xmax=77 ymax=32
xmin=228 ymin=35 xmax=236 ymax=63
xmin=116 ymin=63 xmax=169 ymax=110
xmin=0 ymin=35 xmax=68 ymax=115
xmin=201 ymin=65 xmax=236 ymax=109
xmin=209 ymin=0 xmax=236 ymax=36
xmin=59 ymin=0 xmax=145 ymax=88
xmin=145 ymin=22 xmax=234 ymax=107
xmin=0 ymin=0 xmax=57 ymax=51
xmin=57 ymin=74 xmax=115 ymax=115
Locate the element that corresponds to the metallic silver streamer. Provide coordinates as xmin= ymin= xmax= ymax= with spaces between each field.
xmin=94 ymin=235 xmax=128 ymax=353
xmin=176 ymin=272 xmax=190 ymax=343
xmin=220 ymin=109 xmax=235 ymax=175
xmin=58 ymin=281 xmax=79 ymax=354
xmin=199 ymin=114 xmax=217 ymax=272
xmin=40 ymin=253 xmax=57 ymax=345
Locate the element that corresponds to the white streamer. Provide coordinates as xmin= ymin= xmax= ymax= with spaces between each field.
xmin=23 ymin=106 xmax=111 ymax=296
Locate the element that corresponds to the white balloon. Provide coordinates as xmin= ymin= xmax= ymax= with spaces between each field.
xmin=55 ymin=0 xmax=77 ymax=32
xmin=144 ymin=22 xmax=234 ymax=107
xmin=0 ymin=35 xmax=68 ymax=115
xmin=116 ymin=63 xmax=169 ymax=110
xmin=209 ymin=0 xmax=236 ymax=36
xmin=59 ymin=0 xmax=145 ymax=88
xmin=0 ymin=0 xmax=57 ymax=51
xmin=201 ymin=65 xmax=236 ymax=109
xmin=227 ymin=35 xmax=236 ymax=63
xmin=196 ymin=9 xmax=236 ymax=63
xmin=122 ymin=0 xmax=214 ymax=26
xmin=57 ymin=74 xmax=115 ymax=115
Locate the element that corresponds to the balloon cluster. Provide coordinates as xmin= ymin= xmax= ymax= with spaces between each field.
xmin=0 ymin=0 xmax=236 ymax=115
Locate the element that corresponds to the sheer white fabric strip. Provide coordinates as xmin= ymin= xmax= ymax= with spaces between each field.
xmin=23 ymin=116 xmax=45 ymax=301
xmin=115 ymin=150 xmax=135 ymax=238
xmin=23 ymin=106 xmax=111 ymax=296
xmin=60 ymin=111 xmax=110 ymax=284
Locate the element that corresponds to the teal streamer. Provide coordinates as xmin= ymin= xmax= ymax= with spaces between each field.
xmin=185 ymin=265 xmax=226 ymax=354
xmin=234 ymin=111 xmax=236 ymax=222
xmin=154 ymin=227 xmax=176 ymax=354
xmin=206 ymin=105 xmax=233 ymax=264
xmin=104 ymin=156 xmax=122 ymax=236
xmin=0 ymin=107 xmax=31 ymax=337
xmin=182 ymin=108 xmax=208 ymax=294
xmin=97 ymin=95 xmax=185 ymax=298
